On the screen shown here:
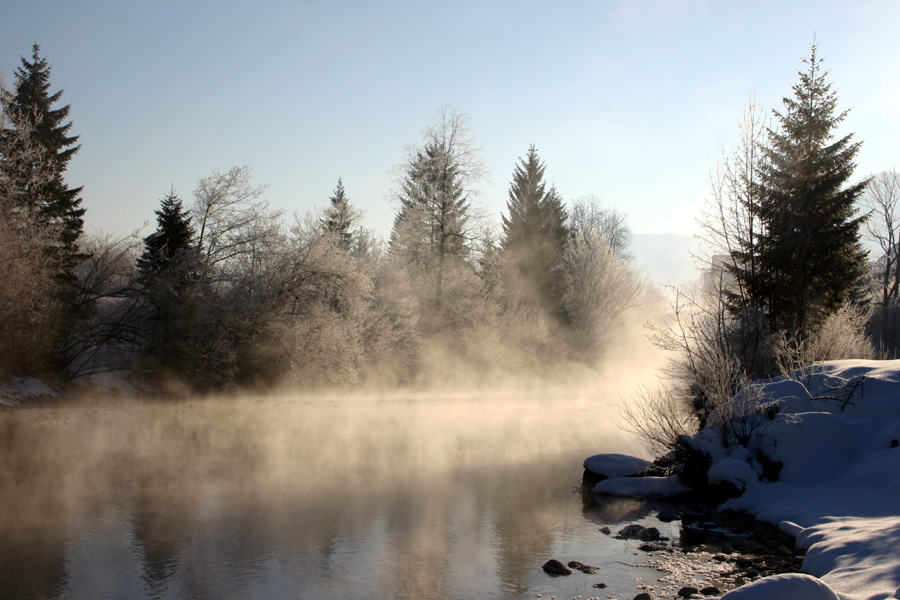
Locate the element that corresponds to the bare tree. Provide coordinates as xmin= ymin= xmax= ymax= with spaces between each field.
xmin=192 ymin=165 xmax=281 ymax=287
xmin=60 ymin=232 xmax=147 ymax=380
xmin=417 ymin=104 xmax=489 ymax=199
xmin=862 ymin=168 xmax=900 ymax=351
xmin=694 ymin=96 xmax=771 ymax=376
xmin=568 ymin=195 xmax=632 ymax=260
xmin=698 ymin=96 xmax=768 ymax=308
xmin=562 ymin=197 xmax=647 ymax=355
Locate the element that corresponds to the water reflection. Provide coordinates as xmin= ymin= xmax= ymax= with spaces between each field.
xmin=0 ymin=391 xmax=654 ymax=599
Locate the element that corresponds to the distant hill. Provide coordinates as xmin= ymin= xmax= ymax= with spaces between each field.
xmin=629 ymin=233 xmax=700 ymax=289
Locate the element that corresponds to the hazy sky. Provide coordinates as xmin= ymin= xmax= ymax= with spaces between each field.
xmin=3 ymin=1 xmax=898 ymax=240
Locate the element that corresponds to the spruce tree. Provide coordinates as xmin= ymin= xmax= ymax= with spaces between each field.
xmin=390 ymin=141 xmax=469 ymax=310
xmin=137 ymin=190 xmax=204 ymax=381
xmin=138 ymin=189 xmax=196 ymax=279
xmin=322 ymin=178 xmax=355 ymax=251
xmin=501 ymin=145 xmax=568 ymax=317
xmin=741 ymin=43 xmax=868 ymax=337
xmin=6 ymin=44 xmax=85 ymax=272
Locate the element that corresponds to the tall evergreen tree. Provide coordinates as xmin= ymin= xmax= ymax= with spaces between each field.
xmin=4 ymin=44 xmax=85 ymax=272
xmin=739 ymin=43 xmax=868 ymax=337
xmin=136 ymin=190 xmax=205 ymax=383
xmin=322 ymin=178 xmax=355 ymax=251
xmin=138 ymin=189 xmax=196 ymax=279
xmin=501 ymin=145 xmax=569 ymax=317
xmin=390 ymin=140 xmax=470 ymax=310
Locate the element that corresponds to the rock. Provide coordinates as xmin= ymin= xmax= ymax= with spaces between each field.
xmin=599 ymin=526 xmax=612 ymax=535
xmin=541 ymin=559 xmax=572 ymax=576
xmin=592 ymin=582 xmax=607 ymax=588
xmin=700 ymin=587 xmax=720 ymax=596
xmin=638 ymin=542 xmax=668 ymax=552
xmin=566 ymin=560 xmax=598 ymax=574
xmin=633 ymin=593 xmax=652 ymax=600
xmin=657 ymin=509 xmax=681 ymax=522
xmin=678 ymin=587 xmax=699 ymax=598
xmin=617 ymin=524 xmax=661 ymax=541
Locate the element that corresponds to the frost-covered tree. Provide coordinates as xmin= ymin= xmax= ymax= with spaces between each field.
xmin=0 ymin=86 xmax=68 ymax=376
xmin=321 ymin=178 xmax=359 ymax=251
xmin=390 ymin=106 xmax=486 ymax=313
xmin=562 ymin=196 xmax=645 ymax=356
xmin=2 ymin=44 xmax=85 ymax=276
xmin=192 ymin=165 xmax=281 ymax=289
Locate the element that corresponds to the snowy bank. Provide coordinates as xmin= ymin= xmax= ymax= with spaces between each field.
xmin=0 ymin=376 xmax=57 ymax=406
xmin=721 ymin=361 xmax=900 ymax=600
xmin=594 ymin=359 xmax=900 ymax=600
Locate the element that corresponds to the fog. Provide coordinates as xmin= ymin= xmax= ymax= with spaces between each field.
xmin=0 ymin=320 xmax=667 ymax=599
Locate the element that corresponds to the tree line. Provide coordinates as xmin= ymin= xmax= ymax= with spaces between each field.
xmin=1 ymin=45 xmax=648 ymax=393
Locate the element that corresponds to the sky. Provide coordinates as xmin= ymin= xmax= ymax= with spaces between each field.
xmin=2 ymin=0 xmax=899 ymax=241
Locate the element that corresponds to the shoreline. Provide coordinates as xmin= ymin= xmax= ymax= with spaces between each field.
xmin=581 ymin=491 xmax=806 ymax=599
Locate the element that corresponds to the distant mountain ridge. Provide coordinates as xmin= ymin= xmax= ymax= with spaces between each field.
xmin=629 ymin=233 xmax=700 ymax=289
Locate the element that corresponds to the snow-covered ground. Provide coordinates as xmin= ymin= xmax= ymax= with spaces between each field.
xmin=0 ymin=376 xmax=57 ymax=406
xmin=588 ymin=359 xmax=900 ymax=600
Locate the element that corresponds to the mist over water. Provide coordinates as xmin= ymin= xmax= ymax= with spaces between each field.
xmin=0 ymin=344 xmax=668 ymax=600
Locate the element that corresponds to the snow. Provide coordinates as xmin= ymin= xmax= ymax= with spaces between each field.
xmin=754 ymin=411 xmax=855 ymax=483
xmin=719 ymin=361 xmax=900 ymax=599
xmin=707 ymin=458 xmax=757 ymax=491
xmin=719 ymin=573 xmax=841 ymax=600
xmin=583 ymin=452 xmax=652 ymax=479
xmin=0 ymin=376 xmax=57 ymax=406
xmin=596 ymin=360 xmax=900 ymax=600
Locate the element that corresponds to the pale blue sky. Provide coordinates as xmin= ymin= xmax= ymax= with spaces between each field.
xmin=3 ymin=1 xmax=898 ymax=239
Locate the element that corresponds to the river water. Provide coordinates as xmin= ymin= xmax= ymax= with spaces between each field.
xmin=0 ymin=385 xmax=678 ymax=600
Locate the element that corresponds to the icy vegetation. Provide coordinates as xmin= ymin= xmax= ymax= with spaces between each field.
xmin=589 ymin=359 xmax=900 ymax=600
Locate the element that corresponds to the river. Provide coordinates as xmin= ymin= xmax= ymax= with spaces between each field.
xmin=0 ymin=384 xmax=678 ymax=599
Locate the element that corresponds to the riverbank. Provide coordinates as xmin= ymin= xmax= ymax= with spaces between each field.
xmin=570 ymin=492 xmax=807 ymax=599
xmin=583 ymin=359 xmax=900 ymax=600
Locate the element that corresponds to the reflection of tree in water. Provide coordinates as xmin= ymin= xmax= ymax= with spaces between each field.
xmin=487 ymin=462 xmax=573 ymax=593
xmin=0 ymin=417 xmax=71 ymax=600
xmin=129 ymin=483 xmax=192 ymax=595
xmin=1 ymin=397 xmax=640 ymax=599
xmin=580 ymin=495 xmax=660 ymax=526
xmin=382 ymin=483 xmax=455 ymax=599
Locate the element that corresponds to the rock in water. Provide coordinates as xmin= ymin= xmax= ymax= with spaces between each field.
xmin=617 ymin=524 xmax=661 ymax=540
xmin=541 ymin=559 xmax=572 ymax=576
xmin=657 ymin=509 xmax=681 ymax=522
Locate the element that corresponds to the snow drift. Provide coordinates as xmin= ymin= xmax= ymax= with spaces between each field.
xmin=592 ymin=359 xmax=900 ymax=600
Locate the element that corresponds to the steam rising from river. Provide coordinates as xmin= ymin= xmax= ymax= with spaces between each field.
xmin=0 ymin=311 xmax=666 ymax=599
